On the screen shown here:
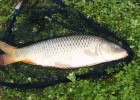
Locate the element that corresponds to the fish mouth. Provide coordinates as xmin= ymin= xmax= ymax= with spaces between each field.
xmin=121 ymin=50 xmax=128 ymax=58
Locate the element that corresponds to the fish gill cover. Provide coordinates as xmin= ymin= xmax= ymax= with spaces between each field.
xmin=0 ymin=0 xmax=134 ymax=88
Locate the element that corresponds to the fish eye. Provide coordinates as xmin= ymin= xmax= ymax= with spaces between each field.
xmin=114 ymin=45 xmax=121 ymax=49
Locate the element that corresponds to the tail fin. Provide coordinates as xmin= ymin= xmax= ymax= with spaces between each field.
xmin=0 ymin=54 xmax=15 ymax=66
xmin=0 ymin=41 xmax=18 ymax=66
xmin=0 ymin=41 xmax=17 ymax=55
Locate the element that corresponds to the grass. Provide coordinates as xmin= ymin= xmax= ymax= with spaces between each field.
xmin=0 ymin=0 xmax=140 ymax=99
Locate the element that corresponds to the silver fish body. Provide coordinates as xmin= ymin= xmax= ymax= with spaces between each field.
xmin=13 ymin=35 xmax=128 ymax=68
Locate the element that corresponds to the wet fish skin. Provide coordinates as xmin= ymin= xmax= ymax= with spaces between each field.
xmin=0 ymin=35 xmax=128 ymax=68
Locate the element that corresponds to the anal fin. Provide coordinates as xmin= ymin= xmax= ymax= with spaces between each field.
xmin=22 ymin=59 xmax=36 ymax=65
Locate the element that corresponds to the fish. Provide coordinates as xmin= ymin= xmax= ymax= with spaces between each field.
xmin=0 ymin=35 xmax=128 ymax=68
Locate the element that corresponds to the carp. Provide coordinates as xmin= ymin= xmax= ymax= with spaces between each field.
xmin=0 ymin=35 xmax=128 ymax=68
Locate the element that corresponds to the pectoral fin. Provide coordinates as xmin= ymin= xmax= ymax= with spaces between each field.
xmin=54 ymin=62 xmax=71 ymax=67
xmin=84 ymin=49 xmax=98 ymax=57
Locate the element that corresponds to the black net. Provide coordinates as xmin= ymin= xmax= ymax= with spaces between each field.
xmin=0 ymin=0 xmax=134 ymax=88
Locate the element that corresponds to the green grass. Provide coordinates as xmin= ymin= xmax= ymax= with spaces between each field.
xmin=0 ymin=0 xmax=140 ymax=99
